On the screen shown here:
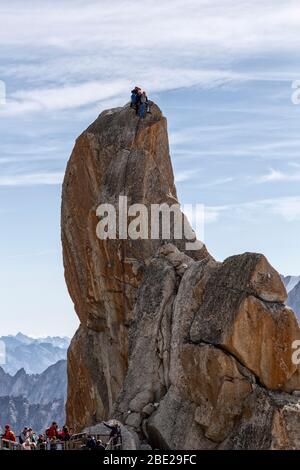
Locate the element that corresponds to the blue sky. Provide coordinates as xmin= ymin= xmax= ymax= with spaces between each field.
xmin=0 ymin=0 xmax=300 ymax=336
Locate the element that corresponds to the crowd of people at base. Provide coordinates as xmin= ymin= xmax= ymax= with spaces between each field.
xmin=1 ymin=420 xmax=122 ymax=451
xmin=130 ymin=86 xmax=152 ymax=118
xmin=1 ymin=422 xmax=72 ymax=450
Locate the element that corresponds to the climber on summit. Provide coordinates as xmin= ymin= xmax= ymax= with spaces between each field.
xmin=130 ymin=87 xmax=152 ymax=117
xmin=130 ymin=86 xmax=141 ymax=110
xmin=139 ymin=91 xmax=148 ymax=118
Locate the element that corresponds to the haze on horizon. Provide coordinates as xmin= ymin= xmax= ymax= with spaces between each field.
xmin=0 ymin=0 xmax=300 ymax=336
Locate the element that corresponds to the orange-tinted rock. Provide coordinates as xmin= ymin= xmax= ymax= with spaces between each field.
xmin=62 ymin=104 xmax=300 ymax=449
xmin=62 ymin=104 xmax=209 ymax=430
xmin=190 ymin=253 xmax=299 ymax=390
xmin=225 ymin=298 xmax=298 ymax=389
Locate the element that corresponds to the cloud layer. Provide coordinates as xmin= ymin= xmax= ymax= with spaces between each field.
xmin=1 ymin=0 xmax=300 ymax=116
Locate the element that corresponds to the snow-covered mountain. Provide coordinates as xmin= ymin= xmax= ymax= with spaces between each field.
xmin=0 ymin=332 xmax=70 ymax=375
xmin=282 ymin=275 xmax=300 ymax=322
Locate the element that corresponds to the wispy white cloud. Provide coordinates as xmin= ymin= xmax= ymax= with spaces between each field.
xmin=203 ymin=206 xmax=226 ymax=224
xmin=175 ymin=169 xmax=201 ymax=183
xmin=1 ymin=0 xmax=300 ymax=54
xmin=204 ymin=196 xmax=300 ymax=224
xmin=259 ymin=168 xmax=300 ymax=183
xmin=0 ymin=172 xmax=64 ymax=186
xmin=1 ymin=80 xmax=129 ymax=115
xmin=0 ymin=70 xmax=243 ymax=116
xmin=1 ymin=1 xmax=300 ymax=116
xmin=175 ymin=169 xmax=235 ymax=187
xmin=171 ymin=127 xmax=300 ymax=163
xmin=271 ymin=197 xmax=300 ymax=221
xmin=202 ymin=177 xmax=235 ymax=188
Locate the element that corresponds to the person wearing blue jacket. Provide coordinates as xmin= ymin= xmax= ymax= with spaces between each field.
xmin=130 ymin=86 xmax=141 ymax=109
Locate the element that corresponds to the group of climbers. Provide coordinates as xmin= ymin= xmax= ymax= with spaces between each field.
xmin=130 ymin=86 xmax=152 ymax=118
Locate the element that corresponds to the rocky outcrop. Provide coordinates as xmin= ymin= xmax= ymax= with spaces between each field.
xmin=62 ymin=104 xmax=208 ymax=431
xmin=62 ymin=103 xmax=300 ymax=449
xmin=188 ymin=253 xmax=297 ymax=390
xmin=113 ymin=245 xmax=300 ymax=449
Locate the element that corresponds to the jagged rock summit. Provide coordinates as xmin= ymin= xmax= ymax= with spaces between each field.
xmin=62 ymin=102 xmax=300 ymax=449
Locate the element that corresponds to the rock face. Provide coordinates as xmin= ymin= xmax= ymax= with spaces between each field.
xmin=188 ymin=253 xmax=297 ymax=390
xmin=62 ymin=104 xmax=208 ymax=431
xmin=62 ymin=103 xmax=300 ymax=449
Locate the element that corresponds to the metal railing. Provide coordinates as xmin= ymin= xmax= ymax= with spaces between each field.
xmin=0 ymin=439 xmax=22 ymax=451
xmin=0 ymin=432 xmax=122 ymax=451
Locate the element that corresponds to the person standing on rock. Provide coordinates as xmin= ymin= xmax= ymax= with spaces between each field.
xmin=135 ymin=89 xmax=142 ymax=115
xmin=103 ymin=420 xmax=122 ymax=449
xmin=139 ymin=91 xmax=149 ymax=118
xmin=130 ymin=86 xmax=141 ymax=110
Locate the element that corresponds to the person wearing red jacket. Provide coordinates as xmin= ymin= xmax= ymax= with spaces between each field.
xmin=2 ymin=425 xmax=16 ymax=448
xmin=46 ymin=422 xmax=59 ymax=439
xmin=58 ymin=426 xmax=71 ymax=442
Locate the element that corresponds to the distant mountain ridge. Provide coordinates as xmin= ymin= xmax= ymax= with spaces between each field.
xmin=282 ymin=275 xmax=300 ymax=322
xmin=0 ymin=332 xmax=70 ymax=375
xmin=282 ymin=275 xmax=300 ymax=294
xmin=0 ymin=396 xmax=65 ymax=437
xmin=0 ymin=359 xmax=67 ymax=404
xmin=0 ymin=359 xmax=67 ymax=435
